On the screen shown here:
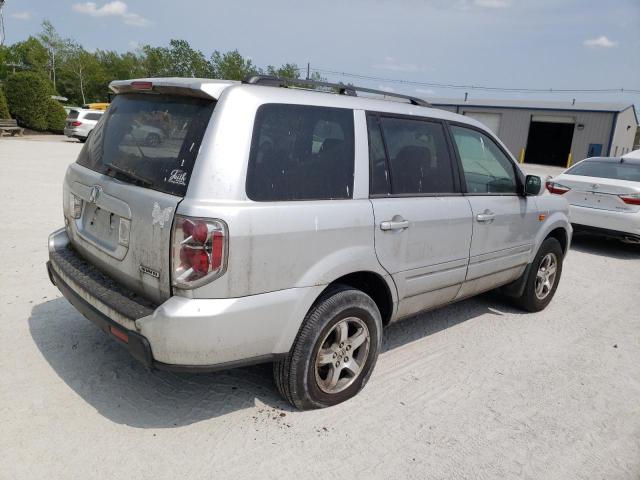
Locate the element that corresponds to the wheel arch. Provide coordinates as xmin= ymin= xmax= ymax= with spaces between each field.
xmin=318 ymin=271 xmax=396 ymax=326
xmin=546 ymin=226 xmax=569 ymax=255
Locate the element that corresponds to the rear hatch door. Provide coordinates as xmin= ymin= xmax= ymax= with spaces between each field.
xmin=65 ymin=92 xmax=216 ymax=303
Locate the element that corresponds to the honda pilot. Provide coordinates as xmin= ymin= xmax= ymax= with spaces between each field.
xmin=47 ymin=76 xmax=572 ymax=409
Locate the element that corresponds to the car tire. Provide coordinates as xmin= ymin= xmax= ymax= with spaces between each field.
xmin=274 ymin=285 xmax=382 ymax=410
xmin=513 ymin=237 xmax=564 ymax=312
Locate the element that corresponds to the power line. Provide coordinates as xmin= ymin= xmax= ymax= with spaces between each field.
xmin=307 ymin=66 xmax=640 ymax=95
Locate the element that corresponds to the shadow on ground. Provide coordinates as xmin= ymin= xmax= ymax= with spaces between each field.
xmin=570 ymin=234 xmax=640 ymax=260
xmin=29 ymin=292 xmax=516 ymax=429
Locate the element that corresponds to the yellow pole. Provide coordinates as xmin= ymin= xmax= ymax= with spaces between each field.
xmin=519 ymin=148 xmax=525 ymax=164
xmin=566 ymin=152 xmax=573 ymax=168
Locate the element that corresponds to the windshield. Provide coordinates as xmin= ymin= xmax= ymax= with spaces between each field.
xmin=76 ymin=93 xmax=215 ymax=196
xmin=567 ymin=160 xmax=640 ymax=182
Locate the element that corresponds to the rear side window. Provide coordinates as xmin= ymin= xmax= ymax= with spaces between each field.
xmin=83 ymin=112 xmax=103 ymax=121
xmin=450 ymin=125 xmax=517 ymax=194
xmin=246 ymin=104 xmax=355 ymax=201
xmin=67 ymin=110 xmax=80 ymax=120
xmin=371 ymin=116 xmax=456 ymax=195
xmin=76 ymin=93 xmax=215 ymax=196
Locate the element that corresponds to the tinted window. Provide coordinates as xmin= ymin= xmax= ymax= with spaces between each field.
xmin=367 ymin=115 xmax=390 ymax=195
xmin=378 ymin=117 xmax=455 ymax=195
xmin=67 ymin=110 xmax=80 ymax=120
xmin=450 ymin=125 xmax=517 ymax=194
xmin=76 ymin=93 xmax=215 ymax=196
xmin=84 ymin=112 xmax=103 ymax=121
xmin=567 ymin=160 xmax=640 ymax=182
xmin=246 ymin=104 xmax=354 ymax=201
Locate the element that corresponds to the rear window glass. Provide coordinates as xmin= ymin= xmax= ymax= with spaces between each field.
xmin=83 ymin=112 xmax=103 ymax=121
xmin=67 ymin=110 xmax=79 ymax=120
xmin=76 ymin=93 xmax=215 ymax=196
xmin=246 ymin=104 xmax=355 ymax=201
xmin=567 ymin=160 xmax=640 ymax=182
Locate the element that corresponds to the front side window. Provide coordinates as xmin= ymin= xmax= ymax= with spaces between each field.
xmin=246 ymin=104 xmax=354 ymax=201
xmin=374 ymin=116 xmax=456 ymax=195
xmin=450 ymin=125 xmax=518 ymax=194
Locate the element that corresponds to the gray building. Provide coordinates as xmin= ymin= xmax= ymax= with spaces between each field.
xmin=432 ymin=98 xmax=638 ymax=167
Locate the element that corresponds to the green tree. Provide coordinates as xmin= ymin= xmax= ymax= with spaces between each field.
xmin=6 ymin=37 xmax=49 ymax=74
xmin=141 ymin=44 xmax=172 ymax=77
xmin=38 ymin=20 xmax=68 ymax=90
xmin=5 ymin=71 xmax=53 ymax=130
xmin=168 ymin=39 xmax=212 ymax=77
xmin=46 ymin=98 xmax=67 ymax=133
xmin=211 ymin=49 xmax=261 ymax=80
xmin=267 ymin=63 xmax=300 ymax=79
xmin=0 ymin=87 xmax=11 ymax=119
xmin=61 ymin=42 xmax=104 ymax=105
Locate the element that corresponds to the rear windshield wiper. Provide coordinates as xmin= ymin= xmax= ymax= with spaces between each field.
xmin=104 ymin=162 xmax=153 ymax=187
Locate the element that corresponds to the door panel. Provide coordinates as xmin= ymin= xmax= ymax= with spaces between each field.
xmin=372 ymin=197 xmax=473 ymax=319
xmin=457 ymin=196 xmax=538 ymax=299
xmin=449 ymin=124 xmax=540 ymax=299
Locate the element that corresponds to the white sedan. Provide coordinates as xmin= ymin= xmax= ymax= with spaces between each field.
xmin=546 ymin=157 xmax=640 ymax=244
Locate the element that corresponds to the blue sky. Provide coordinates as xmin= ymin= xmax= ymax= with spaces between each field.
xmin=3 ymin=0 xmax=640 ymax=108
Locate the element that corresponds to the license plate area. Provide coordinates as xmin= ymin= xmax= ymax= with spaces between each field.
xmin=81 ymin=204 xmax=120 ymax=249
xmin=71 ymin=181 xmax=131 ymax=261
xmin=576 ymin=191 xmax=624 ymax=211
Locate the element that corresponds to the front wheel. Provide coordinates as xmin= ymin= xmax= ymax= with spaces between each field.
xmin=513 ymin=237 xmax=564 ymax=312
xmin=274 ymin=286 xmax=382 ymax=410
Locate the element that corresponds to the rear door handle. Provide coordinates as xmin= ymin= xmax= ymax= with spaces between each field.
xmin=476 ymin=211 xmax=496 ymax=223
xmin=380 ymin=219 xmax=410 ymax=231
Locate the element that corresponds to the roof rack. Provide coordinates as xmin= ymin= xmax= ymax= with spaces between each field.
xmin=242 ymin=75 xmax=432 ymax=107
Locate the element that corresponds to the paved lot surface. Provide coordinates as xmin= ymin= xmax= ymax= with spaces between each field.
xmin=1 ymin=137 xmax=639 ymax=480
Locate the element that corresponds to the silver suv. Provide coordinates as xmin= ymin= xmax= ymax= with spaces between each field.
xmin=47 ymin=76 xmax=571 ymax=409
xmin=64 ymin=108 xmax=104 ymax=142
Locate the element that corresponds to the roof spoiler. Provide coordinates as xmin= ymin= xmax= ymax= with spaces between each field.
xmin=243 ymin=75 xmax=432 ymax=107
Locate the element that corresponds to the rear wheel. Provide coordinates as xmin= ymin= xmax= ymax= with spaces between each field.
xmin=274 ymin=286 xmax=382 ymax=410
xmin=145 ymin=133 xmax=161 ymax=146
xmin=513 ymin=237 xmax=563 ymax=312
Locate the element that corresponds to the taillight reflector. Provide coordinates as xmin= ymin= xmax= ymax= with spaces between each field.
xmin=619 ymin=194 xmax=640 ymax=205
xmin=172 ymin=216 xmax=228 ymax=289
xmin=546 ymin=181 xmax=571 ymax=195
xmin=71 ymin=121 xmax=82 ymax=127
xmin=110 ymin=326 xmax=129 ymax=343
xmin=131 ymin=81 xmax=153 ymax=90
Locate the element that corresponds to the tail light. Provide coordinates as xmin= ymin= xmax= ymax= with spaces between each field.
xmin=619 ymin=193 xmax=640 ymax=205
xmin=71 ymin=121 xmax=82 ymax=127
xmin=546 ymin=181 xmax=571 ymax=195
xmin=69 ymin=193 xmax=82 ymax=219
xmin=171 ymin=216 xmax=228 ymax=289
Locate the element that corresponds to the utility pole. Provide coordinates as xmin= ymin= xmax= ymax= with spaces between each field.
xmin=306 ymin=62 xmax=310 ymax=80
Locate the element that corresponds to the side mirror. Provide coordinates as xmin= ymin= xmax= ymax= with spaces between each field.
xmin=524 ymin=175 xmax=543 ymax=196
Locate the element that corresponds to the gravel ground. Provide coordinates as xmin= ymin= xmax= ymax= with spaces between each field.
xmin=1 ymin=137 xmax=639 ymax=480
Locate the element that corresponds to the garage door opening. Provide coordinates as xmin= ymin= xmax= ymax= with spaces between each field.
xmin=524 ymin=116 xmax=574 ymax=166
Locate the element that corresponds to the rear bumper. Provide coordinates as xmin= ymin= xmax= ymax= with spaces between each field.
xmin=47 ymin=228 xmax=320 ymax=371
xmin=47 ymin=261 xmax=153 ymax=367
xmin=569 ymin=204 xmax=640 ymax=238
xmin=64 ymin=127 xmax=87 ymax=139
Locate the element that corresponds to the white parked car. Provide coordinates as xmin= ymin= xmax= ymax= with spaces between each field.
xmin=129 ymin=121 xmax=165 ymax=146
xmin=63 ymin=109 xmax=104 ymax=142
xmin=546 ymin=156 xmax=640 ymax=244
